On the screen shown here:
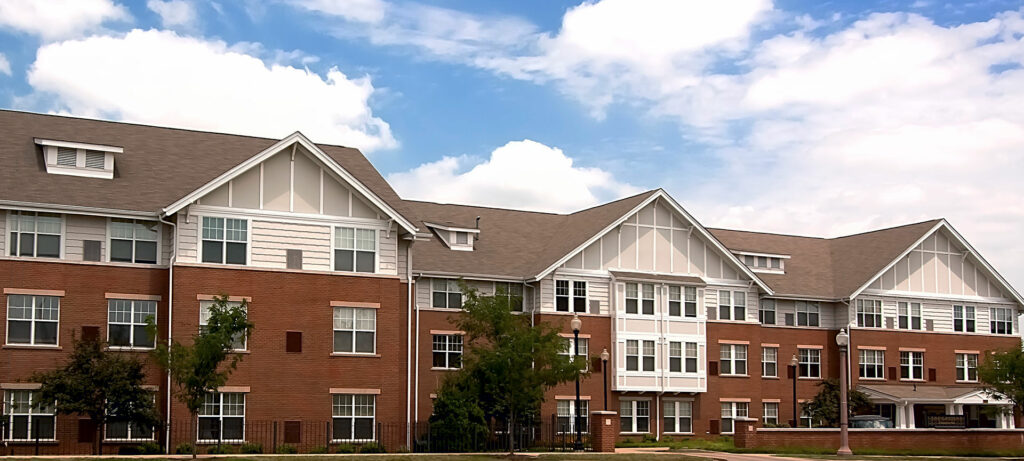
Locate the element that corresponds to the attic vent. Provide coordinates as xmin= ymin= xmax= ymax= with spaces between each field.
xmin=36 ymin=139 xmax=121 ymax=180
xmin=85 ymin=150 xmax=105 ymax=169
xmin=57 ymin=147 xmax=77 ymax=166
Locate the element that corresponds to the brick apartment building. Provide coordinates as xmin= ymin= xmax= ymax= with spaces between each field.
xmin=1 ymin=110 xmax=1021 ymax=452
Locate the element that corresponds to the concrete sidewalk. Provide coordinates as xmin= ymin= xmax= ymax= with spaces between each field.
xmin=616 ymin=447 xmax=810 ymax=461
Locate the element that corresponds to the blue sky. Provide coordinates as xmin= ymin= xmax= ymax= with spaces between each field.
xmin=1 ymin=0 xmax=1023 ymax=291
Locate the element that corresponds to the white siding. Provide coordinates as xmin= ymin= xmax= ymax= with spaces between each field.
xmin=161 ymin=222 xmax=174 ymax=263
xmin=851 ymin=294 xmax=1018 ymax=336
xmin=64 ymin=214 xmax=106 ymax=261
xmin=378 ymin=228 xmax=399 ymax=276
xmin=0 ymin=210 xmax=6 ymax=256
xmin=177 ymin=212 xmax=198 ymax=263
xmin=415 ymin=277 xmax=494 ymax=309
xmin=250 ymin=220 xmax=332 ymax=271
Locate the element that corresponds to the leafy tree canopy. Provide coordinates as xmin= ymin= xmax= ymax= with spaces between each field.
xmin=978 ymin=347 xmax=1024 ymax=413
xmin=802 ymin=378 xmax=873 ymax=427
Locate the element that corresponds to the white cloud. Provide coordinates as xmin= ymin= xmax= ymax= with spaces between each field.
xmin=26 ymin=29 xmax=396 ymax=151
xmin=0 ymin=53 xmax=10 ymax=76
xmin=0 ymin=0 xmax=130 ymax=40
xmin=388 ymin=139 xmax=642 ymax=213
xmin=146 ymin=0 xmax=197 ymax=29
xmin=288 ymin=0 xmax=388 ymax=23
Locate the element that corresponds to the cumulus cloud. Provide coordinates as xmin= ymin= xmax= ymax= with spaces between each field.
xmin=25 ymin=29 xmax=396 ymax=151
xmin=0 ymin=0 xmax=130 ymax=40
xmin=388 ymin=139 xmax=642 ymax=213
xmin=0 ymin=53 xmax=10 ymax=76
xmin=146 ymin=0 xmax=197 ymax=29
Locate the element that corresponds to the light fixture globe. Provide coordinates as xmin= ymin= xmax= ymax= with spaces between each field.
xmin=570 ymin=315 xmax=582 ymax=333
xmin=600 ymin=348 xmax=610 ymax=362
xmin=790 ymin=354 xmax=799 ymax=367
xmin=836 ymin=328 xmax=850 ymax=347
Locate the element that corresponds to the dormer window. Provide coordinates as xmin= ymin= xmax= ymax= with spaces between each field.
xmin=736 ymin=252 xmax=787 ymax=273
xmin=455 ymin=232 xmax=468 ymax=245
xmin=36 ymin=138 xmax=121 ymax=179
xmin=424 ymin=222 xmax=479 ymax=252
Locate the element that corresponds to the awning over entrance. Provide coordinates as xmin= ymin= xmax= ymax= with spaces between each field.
xmin=858 ymin=384 xmax=1014 ymax=429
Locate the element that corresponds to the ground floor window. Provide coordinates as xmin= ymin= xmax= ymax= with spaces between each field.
xmin=3 ymin=390 xmax=55 ymax=441
xmin=800 ymin=408 xmax=819 ymax=428
xmin=556 ymin=400 xmax=589 ymax=434
xmin=721 ymin=402 xmax=748 ymax=434
xmin=762 ymin=402 xmax=779 ymax=426
xmin=333 ymin=394 xmax=375 ymax=441
xmin=105 ymin=394 xmax=156 ymax=441
xmin=620 ymin=400 xmax=650 ymax=433
xmin=663 ymin=400 xmax=692 ymax=434
xmin=198 ymin=392 xmax=245 ymax=442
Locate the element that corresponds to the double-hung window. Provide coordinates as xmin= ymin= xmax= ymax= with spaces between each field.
xmin=556 ymin=280 xmax=586 ymax=312
xmin=198 ymin=392 xmax=245 ymax=442
xmin=6 ymin=295 xmax=59 ymax=346
xmin=668 ymin=286 xmax=682 ymax=316
xmin=900 ymin=351 xmax=924 ymax=380
xmin=683 ymin=287 xmax=697 ymax=317
xmin=8 ymin=211 xmax=61 ymax=258
xmin=495 ymin=282 xmax=523 ymax=311
xmin=721 ymin=402 xmax=748 ymax=434
xmin=953 ymin=305 xmax=975 ymax=333
xmin=109 ymin=219 xmax=158 ymax=264
xmin=620 ymin=400 xmax=649 ymax=433
xmin=334 ymin=227 xmax=376 ymax=273
xmin=561 ymin=337 xmax=589 ymax=371
xmin=431 ymin=279 xmax=462 ymax=309
xmin=663 ymin=400 xmax=692 ymax=434
xmin=625 ymin=340 xmax=654 ymax=371
xmin=796 ymin=301 xmax=820 ymax=327
xmin=718 ymin=291 xmax=746 ymax=321
xmin=990 ymin=307 xmax=1014 ymax=334
xmin=432 ymin=334 xmax=462 ymax=369
xmin=759 ymin=299 xmax=776 ymax=325
xmin=3 ymin=390 xmax=55 ymax=441
xmin=201 ymin=217 xmax=247 ymax=265
xmin=199 ymin=300 xmax=246 ymax=351
xmin=798 ymin=348 xmax=821 ymax=378
xmin=859 ymin=349 xmax=884 ymax=379
xmin=762 ymin=402 xmax=779 ymax=426
xmin=556 ymin=400 xmax=589 ymax=434
xmin=856 ymin=299 xmax=882 ymax=328
xmin=762 ymin=347 xmax=777 ymax=378
xmin=625 ymin=283 xmax=653 ymax=315
xmin=669 ymin=342 xmax=697 ymax=373
xmin=108 ymin=299 xmax=156 ymax=348
xmin=898 ymin=302 xmax=922 ymax=330
xmin=333 ymin=307 xmax=376 ymax=354
xmin=720 ymin=344 xmax=747 ymax=375
xmin=956 ymin=353 xmax=978 ymax=382
xmin=106 ymin=394 xmax=156 ymax=441
xmin=332 ymin=394 xmax=375 ymax=441
xmin=641 ymin=340 xmax=655 ymax=371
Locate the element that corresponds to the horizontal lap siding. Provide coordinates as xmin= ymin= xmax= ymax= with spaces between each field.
xmin=867 ymin=295 xmax=1015 ymax=335
xmin=250 ymin=220 xmax=331 ymax=270
xmin=0 ymin=210 xmax=5 ymax=255
xmin=64 ymin=214 xmax=106 ymax=261
xmin=378 ymin=231 xmax=398 ymax=275
xmin=177 ymin=212 xmax=198 ymax=262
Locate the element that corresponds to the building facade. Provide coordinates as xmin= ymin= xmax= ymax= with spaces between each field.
xmin=1 ymin=110 xmax=1022 ymax=452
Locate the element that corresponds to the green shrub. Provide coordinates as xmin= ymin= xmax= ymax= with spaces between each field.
xmin=138 ymin=442 xmax=163 ymax=454
xmin=174 ymin=442 xmax=194 ymax=454
xmin=334 ymin=443 xmax=357 ymax=453
xmin=275 ymin=444 xmax=298 ymax=454
xmin=357 ymin=441 xmax=386 ymax=453
xmin=239 ymin=442 xmax=263 ymax=454
xmin=118 ymin=445 xmax=143 ymax=455
xmin=206 ymin=444 xmax=236 ymax=454
xmin=309 ymin=445 xmax=329 ymax=454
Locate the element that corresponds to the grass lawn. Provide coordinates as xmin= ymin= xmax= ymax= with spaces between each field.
xmin=1 ymin=454 xmax=707 ymax=461
xmin=620 ymin=436 xmax=1024 ymax=458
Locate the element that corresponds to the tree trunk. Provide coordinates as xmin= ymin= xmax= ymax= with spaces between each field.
xmin=192 ymin=411 xmax=198 ymax=459
xmin=95 ymin=421 xmax=103 ymax=456
xmin=507 ymin=411 xmax=515 ymax=455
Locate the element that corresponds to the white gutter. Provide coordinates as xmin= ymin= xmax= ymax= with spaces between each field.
xmin=405 ymin=236 xmax=414 ymax=447
xmin=158 ymin=213 xmax=177 ymax=454
xmin=414 ymin=272 xmax=421 ymax=426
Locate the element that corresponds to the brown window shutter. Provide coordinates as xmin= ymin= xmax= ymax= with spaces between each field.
xmin=82 ymin=326 xmax=100 ymax=342
xmin=708 ymin=361 xmax=719 ymax=376
xmin=928 ymin=368 xmax=937 ymax=382
xmin=284 ymin=420 xmax=301 ymax=444
xmin=709 ymin=419 xmax=720 ymax=435
xmin=887 ymin=366 xmax=897 ymax=380
xmin=78 ymin=419 xmax=97 ymax=443
xmin=787 ymin=365 xmax=796 ymax=379
xmin=591 ymin=357 xmax=602 ymax=372
xmin=286 ymin=331 xmax=302 ymax=353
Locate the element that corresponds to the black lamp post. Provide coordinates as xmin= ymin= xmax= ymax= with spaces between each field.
xmin=789 ymin=354 xmax=799 ymax=427
xmin=836 ymin=329 xmax=852 ymax=456
xmin=600 ymin=347 xmax=610 ymax=411
xmin=571 ymin=315 xmax=583 ymax=451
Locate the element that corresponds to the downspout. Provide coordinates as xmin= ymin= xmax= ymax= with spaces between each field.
xmin=414 ymin=272 xmax=422 ymax=425
xmin=405 ymin=237 xmax=414 ymax=448
xmin=158 ymin=213 xmax=177 ymax=454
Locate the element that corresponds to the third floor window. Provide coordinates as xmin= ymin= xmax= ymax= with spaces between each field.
xmin=201 ymin=217 xmax=247 ymax=265
xmin=8 ymin=211 xmax=61 ymax=258
xmin=556 ymin=280 xmax=586 ymax=313
xmin=953 ymin=305 xmax=975 ymax=333
xmin=109 ymin=219 xmax=158 ymax=264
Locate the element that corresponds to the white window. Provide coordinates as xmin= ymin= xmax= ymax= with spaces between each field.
xmin=721 ymin=402 xmax=748 ymax=434
xmin=6 ymin=295 xmax=59 ymax=346
xmin=8 ymin=211 xmax=61 ymax=258
xmin=3 ymin=390 xmax=55 ymax=441
xmin=800 ymin=408 xmax=817 ymax=428
xmin=108 ymin=299 xmax=157 ymax=348
xmin=198 ymin=392 xmax=245 ymax=442
xmin=796 ymin=301 xmax=820 ymax=327
xmin=561 ymin=337 xmax=589 ymax=371
xmin=333 ymin=307 xmax=376 ymax=354
xmin=663 ymin=400 xmax=692 ymax=434
xmin=720 ymin=344 xmax=748 ymax=375
xmin=625 ymin=283 xmax=654 ymax=315
xmin=556 ymin=400 xmax=589 ymax=434
xmin=431 ymin=279 xmax=462 ymax=309
xmin=495 ymin=282 xmax=524 ymax=311
xmin=798 ymin=348 xmax=821 ymax=378
xmin=332 ymin=394 xmax=375 ymax=441
xmin=199 ymin=300 xmax=246 ymax=351
xmin=201 ymin=217 xmax=247 ymax=265
xmin=990 ymin=307 xmax=1014 ymax=334
xmin=856 ymin=299 xmax=882 ymax=328
xmin=109 ymin=219 xmax=158 ymax=264
xmin=859 ymin=349 xmax=884 ymax=379
xmin=762 ymin=347 xmax=777 ymax=378
xmin=900 ymin=351 xmax=924 ymax=380
xmin=762 ymin=402 xmax=779 ymax=426
xmin=718 ymin=290 xmax=746 ymax=321
xmin=642 ymin=340 xmax=655 ymax=371
xmin=898 ymin=302 xmax=922 ymax=330
xmin=106 ymin=394 xmax=156 ymax=441
xmin=956 ymin=353 xmax=978 ymax=382
xmin=620 ymin=400 xmax=650 ymax=433
xmin=625 ymin=339 xmax=655 ymax=372
xmin=432 ymin=334 xmax=462 ymax=369
xmin=670 ymin=342 xmax=696 ymax=373
xmin=334 ymin=227 xmax=376 ymax=273
xmin=759 ymin=299 xmax=776 ymax=325
xmin=668 ymin=286 xmax=682 ymax=317
xmin=953 ymin=305 xmax=976 ymax=333
xmin=556 ymin=280 xmax=586 ymax=313
xmin=683 ymin=286 xmax=697 ymax=317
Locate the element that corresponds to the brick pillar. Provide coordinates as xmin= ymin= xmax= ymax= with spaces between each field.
xmin=733 ymin=418 xmax=758 ymax=448
xmin=590 ymin=411 xmax=618 ymax=453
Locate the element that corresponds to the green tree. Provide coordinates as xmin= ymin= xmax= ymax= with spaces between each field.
xmin=427 ymin=373 xmax=488 ymax=452
xmin=978 ymin=347 xmax=1024 ymax=414
xmin=31 ymin=338 xmax=160 ymax=455
xmin=802 ymin=378 xmax=873 ymax=427
xmin=149 ymin=295 xmax=253 ymax=456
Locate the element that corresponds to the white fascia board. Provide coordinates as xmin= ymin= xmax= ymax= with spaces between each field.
xmin=734 ymin=250 xmax=791 ymax=259
xmin=0 ymin=200 xmax=157 ymax=219
xmin=34 ymin=138 xmax=124 ymax=153
xmin=423 ymin=222 xmax=481 ymax=234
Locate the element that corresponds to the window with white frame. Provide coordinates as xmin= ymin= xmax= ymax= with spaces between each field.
xmin=199 ymin=300 xmax=246 ymax=351
xmin=990 ymin=307 xmax=1014 ymax=334
xmin=898 ymin=302 xmax=922 ymax=330
xmin=762 ymin=402 xmax=779 ymax=426
xmin=684 ymin=342 xmax=698 ymax=373
xmin=556 ymin=280 xmax=586 ymax=313
xmin=800 ymin=408 xmax=818 ymax=428
xmin=198 ymin=392 xmax=245 ymax=442
xmin=798 ymin=348 xmax=821 ymax=378
xmin=6 ymin=295 xmax=59 ymax=346
xmin=333 ymin=307 xmax=376 ymax=354
xmin=3 ymin=390 xmax=55 ymax=441
xmin=8 ymin=211 xmax=61 ymax=258
xmin=663 ymin=400 xmax=692 ymax=434
xmin=626 ymin=340 xmax=639 ymax=371
xmin=670 ymin=342 xmax=697 ymax=373
xmin=432 ymin=334 xmax=462 ymax=369
xmin=759 ymin=299 xmax=776 ymax=325
xmin=762 ymin=347 xmax=777 ymax=378
xmin=856 ymin=299 xmax=882 ymax=328
xmin=796 ymin=301 xmax=820 ymax=327
xmin=625 ymin=283 xmax=654 ymax=315
xmin=859 ymin=349 xmax=884 ymax=379
xmin=431 ymin=279 xmax=462 ymax=309
xmin=561 ymin=336 xmax=589 ymax=371
xmin=620 ymin=400 xmax=649 ymax=433
xmin=640 ymin=284 xmax=655 ymax=315
xmin=334 ymin=227 xmax=376 ymax=273
xmin=556 ymin=400 xmax=589 ymax=434
xmin=105 ymin=394 xmax=156 ymax=441
xmin=684 ymin=286 xmax=697 ymax=317
xmin=108 ymin=299 xmax=156 ymax=348
xmin=109 ymin=219 xmax=158 ymax=264
xmin=720 ymin=344 xmax=748 ymax=375
xmin=201 ymin=217 xmax=247 ymax=265
xmin=953 ymin=305 xmax=976 ymax=333
xmin=900 ymin=351 xmax=924 ymax=380
xmin=718 ymin=290 xmax=746 ymax=321
xmin=720 ymin=402 xmax=748 ymax=434
xmin=332 ymin=394 xmax=375 ymax=441
xmin=956 ymin=353 xmax=978 ymax=382
xmin=668 ymin=286 xmax=682 ymax=316
xmin=495 ymin=282 xmax=524 ymax=311
xmin=642 ymin=340 xmax=655 ymax=371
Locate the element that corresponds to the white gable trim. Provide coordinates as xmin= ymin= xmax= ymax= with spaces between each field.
xmin=531 ymin=189 xmax=773 ymax=295
xmin=848 ymin=220 xmax=1024 ymax=306
xmin=161 ymin=132 xmax=417 ymax=234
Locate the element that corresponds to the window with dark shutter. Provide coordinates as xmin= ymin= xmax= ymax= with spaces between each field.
xmin=888 ymin=366 xmax=897 ymax=379
xmin=709 ymin=419 xmax=720 ymax=435
xmin=286 ymin=331 xmax=302 ymax=353
xmin=78 ymin=419 xmax=97 ymax=443
xmin=928 ymin=368 xmax=937 ymax=382
xmin=284 ymin=420 xmax=301 ymax=443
